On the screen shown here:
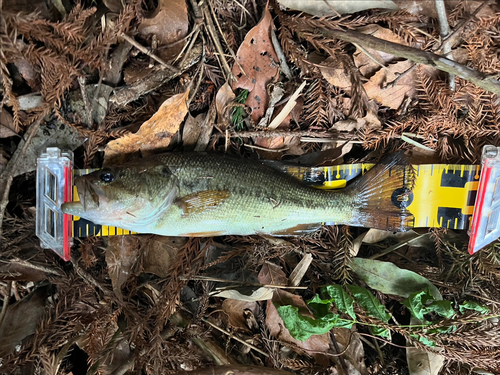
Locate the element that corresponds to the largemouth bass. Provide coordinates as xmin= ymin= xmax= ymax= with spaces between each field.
xmin=61 ymin=153 xmax=414 ymax=236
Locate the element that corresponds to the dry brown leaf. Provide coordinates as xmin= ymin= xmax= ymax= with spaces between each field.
xmin=138 ymin=0 xmax=189 ymax=60
xmin=0 ymin=286 xmax=49 ymax=356
xmin=142 ymin=236 xmax=188 ymax=277
xmin=104 ymin=90 xmax=189 ymax=165
xmin=257 ymin=263 xmax=330 ymax=365
xmin=182 ymin=113 xmax=206 ymax=151
xmin=333 ymin=328 xmax=368 ymax=375
xmin=222 ymin=299 xmax=259 ymax=331
xmin=215 ymin=82 xmax=236 ymax=128
xmin=320 ymin=57 xmax=351 ymax=90
xmin=0 ymin=109 xmax=17 ymax=138
xmin=363 ymin=60 xmax=416 ymax=110
xmin=353 ymin=25 xmax=405 ymax=77
xmin=105 ymin=236 xmax=141 ymax=300
xmin=232 ymin=6 xmax=279 ymax=123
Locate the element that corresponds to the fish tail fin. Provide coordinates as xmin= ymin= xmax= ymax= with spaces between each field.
xmin=346 ymin=152 xmax=415 ymax=231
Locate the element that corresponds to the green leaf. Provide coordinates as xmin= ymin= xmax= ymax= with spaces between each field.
xmin=424 ymin=300 xmax=455 ymax=319
xmin=276 ymin=305 xmax=353 ymax=341
xmin=351 ymin=258 xmax=441 ymax=300
xmin=307 ymin=294 xmax=333 ymax=318
xmin=348 ymin=285 xmax=391 ymax=323
xmin=322 ymin=285 xmax=356 ymax=320
xmin=372 ymin=326 xmax=390 ymax=339
xmin=403 ymin=288 xmax=435 ymax=322
xmin=459 ymin=301 xmax=490 ymax=315
xmin=411 ymin=334 xmax=436 ymax=347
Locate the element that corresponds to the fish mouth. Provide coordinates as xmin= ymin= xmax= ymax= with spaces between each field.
xmin=75 ymin=177 xmax=104 ymax=211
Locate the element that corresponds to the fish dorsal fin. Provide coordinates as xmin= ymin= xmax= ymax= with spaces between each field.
xmin=176 ymin=190 xmax=230 ymax=216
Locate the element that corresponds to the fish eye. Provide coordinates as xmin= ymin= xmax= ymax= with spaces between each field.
xmin=99 ymin=172 xmax=115 ymax=183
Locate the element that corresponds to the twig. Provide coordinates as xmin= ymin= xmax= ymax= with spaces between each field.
xmin=184 ymin=275 xmax=307 ymax=289
xmin=71 ymin=257 xmax=114 ymax=297
xmin=201 ymin=4 xmax=233 ymax=81
xmin=271 ymin=28 xmax=292 ymax=79
xmin=78 ymin=76 xmax=93 ymax=126
xmin=317 ymin=29 xmax=500 ymax=96
xmin=120 ymin=33 xmax=180 ymax=74
xmin=435 ymin=0 xmax=455 ymax=90
xmin=213 ymin=130 xmax=346 ymax=139
xmin=0 ymin=117 xmax=42 ymax=239
xmin=384 ymin=63 xmax=417 ymax=89
xmin=201 ymin=317 xmax=269 ymax=357
xmin=244 ymin=144 xmax=288 ymax=152
xmin=0 ymin=281 xmax=12 ymax=331
xmin=9 ymin=258 xmax=65 ymax=277
xmin=187 ymin=36 xmax=206 ymax=107
xmin=330 ymin=331 xmax=349 ymax=375
xmin=437 ymin=1 xmax=489 ymax=51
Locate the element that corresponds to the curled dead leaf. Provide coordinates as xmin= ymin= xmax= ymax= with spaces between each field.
xmin=104 ymin=90 xmax=189 ymax=165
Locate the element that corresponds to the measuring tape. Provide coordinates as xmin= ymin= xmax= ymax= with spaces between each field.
xmin=36 ymin=147 xmax=500 ymax=261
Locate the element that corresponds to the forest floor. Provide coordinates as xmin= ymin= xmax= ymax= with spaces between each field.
xmin=1 ymin=0 xmax=500 ymax=374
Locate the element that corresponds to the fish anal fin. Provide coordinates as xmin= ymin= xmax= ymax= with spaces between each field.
xmin=180 ymin=230 xmax=226 ymax=237
xmin=269 ymin=223 xmax=322 ymax=236
xmin=176 ymin=190 xmax=230 ymax=216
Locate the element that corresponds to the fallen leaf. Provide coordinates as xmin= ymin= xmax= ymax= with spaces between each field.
xmin=333 ymin=328 xmax=368 ymax=375
xmin=351 ymin=258 xmax=441 ymax=299
xmin=138 ymin=0 xmax=189 ymax=60
xmin=257 ymin=263 xmax=330 ymax=365
xmin=106 ymin=236 xmax=141 ymax=300
xmin=354 ymin=25 xmax=405 ymax=77
xmin=0 ymin=285 xmax=49 ymax=356
xmin=182 ymin=113 xmax=206 ymax=151
xmin=363 ymin=60 xmax=417 ymax=109
xmin=277 ymin=0 xmax=397 ymax=16
xmin=232 ymin=6 xmax=279 ymax=122
xmin=214 ymin=287 xmax=275 ymax=301
xmin=104 ymin=90 xmax=189 ymax=165
xmin=194 ymin=100 xmax=216 ymax=152
xmin=319 ymin=57 xmax=351 ymax=89
xmin=362 ymin=228 xmax=421 ymax=244
xmin=407 ymin=317 xmax=444 ymax=375
xmin=288 ymin=254 xmax=312 ymax=287
xmin=215 ymin=82 xmax=236 ymax=128
xmin=222 ymin=299 xmax=259 ymax=331
xmin=142 ymin=236 xmax=188 ymax=277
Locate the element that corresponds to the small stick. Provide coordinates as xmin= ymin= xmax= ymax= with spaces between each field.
xmin=213 ymin=130 xmax=344 ymax=139
xmin=202 ymin=5 xmax=233 ymax=81
xmin=201 ymin=317 xmax=269 ymax=357
xmin=317 ymin=29 xmax=500 ymax=96
xmin=78 ymin=76 xmax=93 ymax=126
xmin=9 ymin=258 xmax=65 ymax=277
xmin=244 ymin=144 xmax=288 ymax=152
xmin=271 ymin=28 xmax=292 ymax=79
xmin=0 ymin=281 xmax=12 ymax=330
xmin=120 ymin=33 xmax=180 ymax=74
xmin=437 ymin=1 xmax=489 ymax=51
xmin=435 ymin=0 xmax=455 ymax=90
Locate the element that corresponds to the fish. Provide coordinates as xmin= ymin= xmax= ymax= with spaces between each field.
xmin=61 ymin=152 xmax=414 ymax=237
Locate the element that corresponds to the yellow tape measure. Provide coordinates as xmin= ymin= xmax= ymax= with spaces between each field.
xmin=71 ymin=163 xmax=480 ymax=237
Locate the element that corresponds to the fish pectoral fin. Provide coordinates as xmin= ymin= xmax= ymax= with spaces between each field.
xmin=175 ymin=190 xmax=230 ymax=216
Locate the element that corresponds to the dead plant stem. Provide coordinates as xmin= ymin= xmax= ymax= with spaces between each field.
xmin=120 ymin=33 xmax=180 ymax=74
xmin=316 ymin=29 xmax=500 ymax=96
xmin=0 ymin=281 xmax=12 ymax=331
xmin=201 ymin=317 xmax=269 ymax=357
xmin=201 ymin=4 xmax=233 ymax=81
xmin=213 ymin=130 xmax=349 ymax=139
